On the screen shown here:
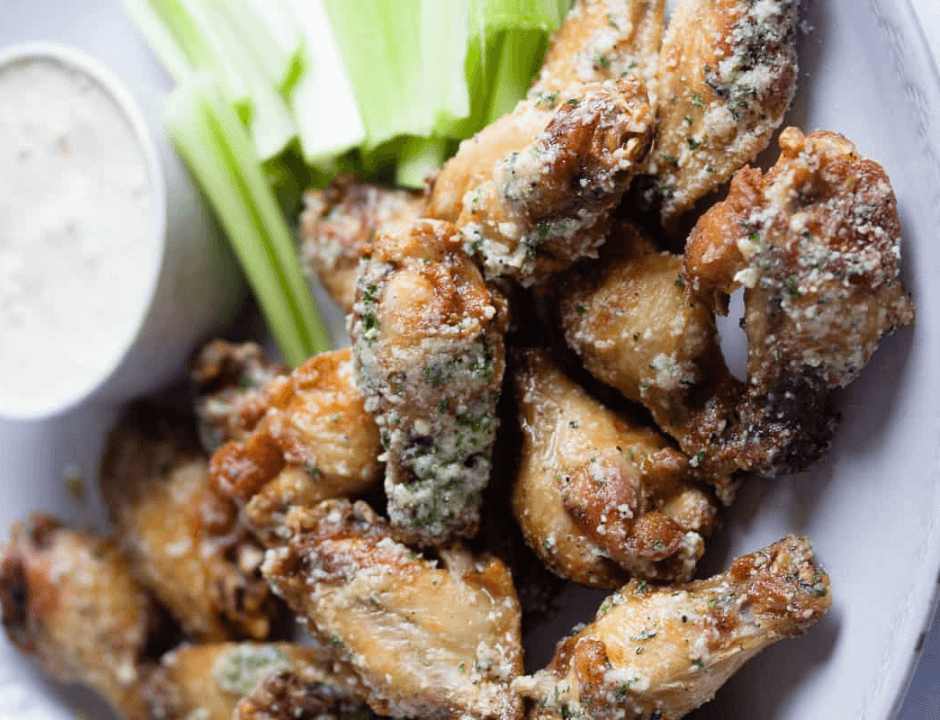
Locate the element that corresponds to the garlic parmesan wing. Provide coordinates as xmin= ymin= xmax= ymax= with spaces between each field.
xmin=643 ymin=0 xmax=800 ymax=228
xmin=558 ymin=222 xmax=742 ymax=502
xmin=101 ymin=405 xmax=275 ymax=641
xmin=533 ymin=0 xmax=666 ymax=101
xmin=210 ymin=348 xmax=383 ymax=536
xmin=0 ymin=514 xmax=158 ymax=720
xmin=300 ymin=176 xmax=426 ymax=313
xmin=684 ymin=128 xmax=915 ymax=474
xmin=234 ymin=667 xmax=377 ymax=720
xmin=350 ymin=219 xmax=508 ymax=545
xmin=144 ymin=642 xmax=366 ymax=720
xmin=261 ymin=500 xmax=525 ymax=720
xmin=191 ymin=340 xmax=288 ymax=452
xmin=512 ymin=349 xmax=718 ymax=588
xmin=515 ymin=535 xmax=831 ymax=720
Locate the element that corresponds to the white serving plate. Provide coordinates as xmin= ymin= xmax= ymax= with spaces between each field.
xmin=1 ymin=0 xmax=939 ymax=719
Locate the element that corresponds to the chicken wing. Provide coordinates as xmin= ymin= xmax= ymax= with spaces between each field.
xmin=512 ymin=349 xmax=718 ymax=588
xmin=300 ymin=176 xmax=426 ymax=313
xmin=514 ymin=534 xmax=831 ymax=719
xmin=558 ymin=221 xmax=742 ymax=502
xmin=641 ymin=0 xmax=800 ymax=228
xmin=209 ymin=348 xmax=382 ymax=532
xmin=261 ymin=499 xmax=525 ymax=720
xmin=144 ymin=641 xmax=367 ymax=720
xmin=350 ymin=219 xmax=509 ymax=545
xmin=684 ymin=128 xmax=915 ymax=473
xmin=0 ymin=514 xmax=158 ymax=720
xmin=191 ymin=340 xmax=288 ymax=452
xmin=101 ymin=404 xmax=275 ymax=641
xmin=234 ymin=666 xmax=377 ymax=720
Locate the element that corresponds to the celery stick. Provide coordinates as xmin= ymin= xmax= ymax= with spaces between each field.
xmin=483 ymin=28 xmax=549 ymax=124
xmin=285 ymin=0 xmax=366 ymax=165
xmin=123 ymin=0 xmax=192 ymax=80
xmin=422 ymin=0 xmax=473 ymax=135
xmin=395 ymin=137 xmax=448 ymax=189
xmin=166 ymin=76 xmax=330 ymax=365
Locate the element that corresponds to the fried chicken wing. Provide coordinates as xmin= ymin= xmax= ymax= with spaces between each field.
xmin=0 ymin=514 xmax=158 ymax=720
xmin=514 ymin=534 xmax=831 ymax=719
xmin=144 ymin=642 xmax=366 ymax=720
xmin=684 ymin=128 xmax=915 ymax=472
xmin=261 ymin=500 xmax=525 ymax=720
xmin=533 ymin=0 xmax=666 ymax=101
xmin=300 ymin=176 xmax=426 ymax=313
xmin=191 ymin=340 xmax=288 ymax=452
xmin=642 ymin=0 xmax=800 ymax=228
xmin=101 ymin=405 xmax=275 ymax=641
xmin=350 ymin=219 xmax=508 ymax=545
xmin=234 ymin=666 xmax=377 ymax=720
xmin=210 ymin=348 xmax=382 ymax=534
xmin=512 ymin=349 xmax=718 ymax=588
xmin=558 ymin=221 xmax=742 ymax=501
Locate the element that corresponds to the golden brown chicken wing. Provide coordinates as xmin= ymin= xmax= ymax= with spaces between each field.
xmin=558 ymin=221 xmax=742 ymax=501
xmin=144 ymin=641 xmax=367 ymax=720
xmin=512 ymin=349 xmax=718 ymax=588
xmin=300 ymin=176 xmax=426 ymax=313
xmin=0 ymin=514 xmax=159 ymax=720
xmin=684 ymin=128 xmax=915 ymax=473
xmin=101 ymin=405 xmax=275 ymax=641
xmin=641 ymin=0 xmax=800 ymax=228
xmin=514 ymin=534 xmax=831 ymax=719
xmin=349 ymin=219 xmax=509 ymax=545
xmin=209 ymin=347 xmax=382 ymax=526
xmin=261 ymin=499 xmax=525 ymax=720
xmin=191 ymin=340 xmax=288 ymax=452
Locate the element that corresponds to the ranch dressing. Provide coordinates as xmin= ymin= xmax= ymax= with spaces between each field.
xmin=0 ymin=56 xmax=160 ymax=414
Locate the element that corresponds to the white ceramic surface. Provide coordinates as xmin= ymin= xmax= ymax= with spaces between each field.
xmin=0 ymin=41 xmax=244 ymax=420
xmin=1 ymin=0 xmax=939 ymax=719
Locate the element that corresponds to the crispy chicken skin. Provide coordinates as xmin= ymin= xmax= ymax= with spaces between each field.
xmin=300 ymin=176 xmax=426 ymax=313
xmin=642 ymin=0 xmax=800 ymax=228
xmin=101 ymin=405 xmax=275 ymax=641
xmin=559 ymin=221 xmax=742 ymax=502
xmin=234 ymin=666 xmax=377 ymax=720
xmin=261 ymin=500 xmax=525 ymax=720
xmin=210 ymin=348 xmax=382 ymax=533
xmin=191 ymin=340 xmax=288 ymax=452
xmin=532 ymin=0 xmax=666 ymax=101
xmin=144 ymin=642 xmax=368 ymax=720
xmin=684 ymin=128 xmax=916 ymax=473
xmin=350 ymin=219 xmax=509 ymax=545
xmin=515 ymin=534 xmax=831 ymax=719
xmin=0 ymin=514 xmax=158 ymax=720
xmin=512 ymin=349 xmax=718 ymax=588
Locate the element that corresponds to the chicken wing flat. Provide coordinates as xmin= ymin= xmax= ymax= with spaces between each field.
xmin=191 ymin=340 xmax=288 ymax=452
xmin=512 ymin=349 xmax=718 ymax=588
xmin=300 ymin=176 xmax=426 ymax=313
xmin=642 ymin=0 xmax=800 ymax=228
xmin=101 ymin=405 xmax=275 ymax=641
xmin=210 ymin=347 xmax=382 ymax=535
xmin=558 ymin=221 xmax=742 ymax=502
xmin=144 ymin=641 xmax=367 ymax=720
xmin=514 ymin=534 xmax=831 ymax=719
xmin=0 ymin=514 xmax=158 ymax=720
xmin=261 ymin=500 xmax=525 ymax=720
xmin=532 ymin=0 xmax=666 ymax=102
xmin=684 ymin=128 xmax=915 ymax=473
xmin=350 ymin=219 xmax=509 ymax=545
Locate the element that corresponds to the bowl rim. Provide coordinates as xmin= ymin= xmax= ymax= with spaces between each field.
xmin=0 ymin=41 xmax=169 ymax=421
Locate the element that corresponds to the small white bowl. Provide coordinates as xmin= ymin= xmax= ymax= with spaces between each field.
xmin=0 ymin=43 xmax=244 ymax=420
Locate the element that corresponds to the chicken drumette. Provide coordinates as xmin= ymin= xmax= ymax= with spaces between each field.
xmin=515 ymin=534 xmax=831 ymax=719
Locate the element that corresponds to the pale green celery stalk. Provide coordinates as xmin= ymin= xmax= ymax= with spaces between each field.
xmin=208 ymin=0 xmax=303 ymax=90
xmin=148 ymin=0 xmax=251 ymax=115
xmin=482 ymin=28 xmax=549 ymax=124
xmin=203 ymin=0 xmax=297 ymax=159
xmin=166 ymin=75 xmax=330 ymax=366
xmin=123 ymin=0 xmax=192 ymax=80
xmin=284 ymin=0 xmax=365 ymax=166
xmin=422 ymin=0 xmax=473 ymax=136
xmin=395 ymin=137 xmax=448 ymax=188
xmin=470 ymin=0 xmax=570 ymax=31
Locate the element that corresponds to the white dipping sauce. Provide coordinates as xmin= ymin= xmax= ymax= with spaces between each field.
xmin=0 ymin=57 xmax=159 ymax=412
